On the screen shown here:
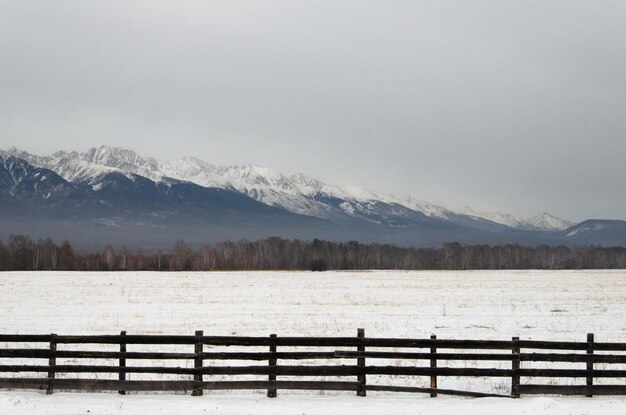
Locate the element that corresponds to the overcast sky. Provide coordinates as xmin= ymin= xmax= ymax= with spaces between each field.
xmin=1 ymin=1 xmax=625 ymax=221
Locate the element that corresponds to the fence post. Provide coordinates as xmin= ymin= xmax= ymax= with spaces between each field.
xmin=47 ymin=333 xmax=57 ymax=395
xmin=118 ymin=331 xmax=127 ymax=395
xmin=511 ymin=336 xmax=520 ymax=398
xmin=430 ymin=334 xmax=437 ymax=397
xmin=268 ymin=333 xmax=277 ymax=398
xmin=357 ymin=328 xmax=366 ymax=397
xmin=192 ymin=330 xmax=204 ymax=396
xmin=586 ymin=333 xmax=594 ymax=398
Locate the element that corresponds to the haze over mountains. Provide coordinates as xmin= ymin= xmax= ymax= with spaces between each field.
xmin=1 ymin=146 xmax=624 ymax=249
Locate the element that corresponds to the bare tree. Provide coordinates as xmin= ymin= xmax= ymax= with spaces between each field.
xmin=171 ymin=239 xmax=192 ymax=271
xmin=102 ymin=245 xmax=116 ymax=270
xmin=59 ymin=239 xmax=76 ymax=270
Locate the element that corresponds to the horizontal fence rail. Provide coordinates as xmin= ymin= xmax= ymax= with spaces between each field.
xmin=1 ymin=330 xmax=626 ymax=398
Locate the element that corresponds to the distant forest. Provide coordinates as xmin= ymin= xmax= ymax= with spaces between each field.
xmin=1 ymin=234 xmax=626 ymax=271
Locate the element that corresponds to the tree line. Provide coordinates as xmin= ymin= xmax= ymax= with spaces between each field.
xmin=1 ymin=235 xmax=626 ymax=271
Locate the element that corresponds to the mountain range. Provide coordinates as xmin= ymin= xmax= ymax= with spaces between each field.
xmin=1 ymin=146 xmax=624 ymax=249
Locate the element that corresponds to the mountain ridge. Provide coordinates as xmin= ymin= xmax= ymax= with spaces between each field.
xmin=5 ymin=146 xmax=573 ymax=231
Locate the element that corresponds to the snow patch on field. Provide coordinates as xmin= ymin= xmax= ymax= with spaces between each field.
xmin=1 ymin=270 xmax=625 ymax=340
xmin=2 ymin=392 xmax=626 ymax=415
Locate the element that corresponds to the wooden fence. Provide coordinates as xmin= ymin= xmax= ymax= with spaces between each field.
xmin=2 ymin=330 xmax=626 ymax=398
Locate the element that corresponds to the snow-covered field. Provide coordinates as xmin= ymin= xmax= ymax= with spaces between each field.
xmin=1 ymin=270 xmax=626 ymax=414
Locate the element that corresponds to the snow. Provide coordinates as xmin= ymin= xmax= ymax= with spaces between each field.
xmin=566 ymin=221 xmax=610 ymax=237
xmin=447 ymin=207 xmax=574 ymax=231
xmin=450 ymin=205 xmax=527 ymax=228
xmin=1 ymin=391 xmax=626 ymax=415
xmin=2 ymin=269 xmax=625 ymax=340
xmin=80 ymin=147 xmax=162 ymax=182
xmin=524 ymin=213 xmax=574 ymax=231
xmin=389 ymin=195 xmax=453 ymax=219
xmin=6 ymin=149 xmax=120 ymax=184
xmin=1 ymin=270 xmax=626 ymax=414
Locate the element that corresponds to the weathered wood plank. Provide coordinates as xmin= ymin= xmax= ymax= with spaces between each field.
xmin=0 ymin=364 xmax=519 ymax=377
xmin=0 ymin=349 xmax=195 ymax=360
xmin=54 ymin=335 xmax=197 ymax=345
xmin=118 ymin=331 xmax=126 ymax=395
xmin=1 ymin=378 xmax=193 ymax=392
xmin=7 ymin=349 xmax=626 ymax=363
xmin=200 ymin=380 xmax=360 ymax=391
xmin=267 ymin=334 xmax=277 ymax=398
xmin=592 ymin=343 xmax=626 ymax=352
xmin=366 ymin=384 xmax=512 ymax=398
xmin=0 ymin=349 xmax=50 ymax=358
xmin=519 ymin=353 xmax=626 ymax=364
xmin=397 ymin=350 xmax=626 ymax=364
xmin=518 ymin=368 xmax=626 ymax=378
xmin=362 ymin=338 xmax=514 ymax=349
xmin=357 ymin=328 xmax=366 ymax=397
xmin=0 ymin=335 xmax=52 ymax=343
xmin=334 ymin=351 xmax=515 ymax=361
xmin=587 ymin=333 xmax=594 ymax=397
xmin=516 ymin=340 xmax=588 ymax=350
xmin=0 ymin=365 xmax=197 ymax=375
xmin=8 ymin=365 xmax=626 ymax=378
xmin=365 ymin=366 xmax=513 ymax=377
xmin=0 ymin=378 xmax=49 ymax=390
xmin=192 ymin=330 xmax=203 ymax=396
xmin=512 ymin=337 xmax=520 ymax=398
xmin=3 ymin=333 xmax=626 ymax=351
xmin=202 ymin=352 xmax=338 ymax=360
xmin=0 ymin=364 xmax=361 ymax=376
xmin=430 ymin=334 xmax=437 ymax=398
xmin=0 ymin=378 xmax=360 ymax=392
xmin=46 ymin=334 xmax=56 ymax=395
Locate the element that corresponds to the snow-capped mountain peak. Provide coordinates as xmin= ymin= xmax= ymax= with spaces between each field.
xmin=160 ymin=157 xmax=225 ymax=188
xmin=81 ymin=146 xmax=161 ymax=180
xmin=389 ymin=195 xmax=456 ymax=219
xmin=7 ymin=147 xmax=121 ymax=185
xmin=445 ymin=205 xmax=526 ymax=228
xmin=525 ymin=213 xmax=574 ymax=231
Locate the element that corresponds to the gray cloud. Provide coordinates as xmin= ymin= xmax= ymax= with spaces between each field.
xmin=1 ymin=0 xmax=625 ymax=221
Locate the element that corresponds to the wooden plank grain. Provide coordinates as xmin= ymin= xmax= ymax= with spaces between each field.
xmin=430 ymin=335 xmax=437 ymax=398
xmin=520 ymin=353 xmax=626 ymax=364
xmin=587 ymin=333 xmax=594 ymax=397
xmin=192 ymin=330 xmax=203 ymax=397
xmin=46 ymin=334 xmax=56 ymax=395
xmin=0 ymin=378 xmax=360 ymax=392
xmin=519 ymin=368 xmax=626 ymax=378
xmin=366 ymin=384 xmax=512 ymax=398
xmin=267 ymin=334 xmax=277 ymax=398
xmin=512 ymin=337 xmax=520 ymax=398
xmin=365 ymin=366 xmax=513 ymax=377
xmin=357 ymin=329 xmax=366 ymax=397
xmin=118 ymin=331 xmax=126 ymax=395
